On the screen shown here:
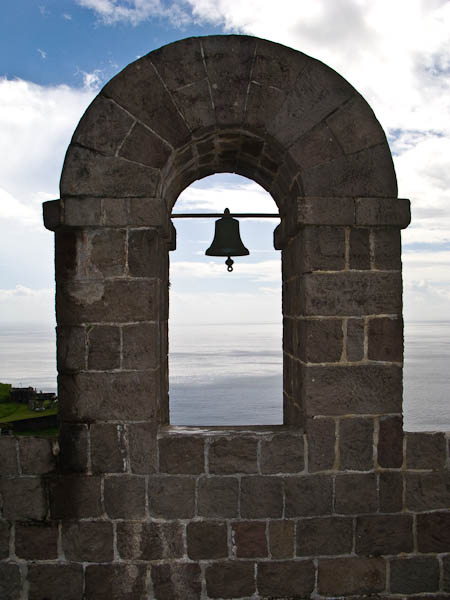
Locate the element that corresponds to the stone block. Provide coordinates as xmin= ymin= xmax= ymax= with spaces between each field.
xmin=81 ymin=229 xmax=127 ymax=279
xmin=172 ymin=78 xmax=216 ymax=133
xmin=152 ymin=563 xmax=201 ymax=600
xmin=390 ymin=556 xmax=440 ymax=594
xmin=327 ymin=94 xmax=387 ymax=154
xmin=85 ymin=564 xmax=149 ymax=600
xmin=372 ymin=228 xmax=401 ymax=270
xmin=62 ymin=521 xmax=114 ymax=562
xmin=335 ymin=473 xmax=377 ymax=514
xmin=87 ymin=325 xmax=121 ymax=370
xmin=245 ymin=81 xmax=286 ymax=135
xmin=355 ymin=514 xmax=413 ymax=555
xmin=296 ymin=318 xmax=343 ymax=363
xmin=72 ymin=94 xmax=134 ymax=156
xmin=0 ymin=477 xmax=47 ymax=520
xmin=355 ymin=197 xmax=410 ymax=228
xmin=258 ymin=560 xmax=315 ymax=598
xmin=368 ymin=317 xmax=403 ymax=362
xmin=318 ymin=557 xmax=386 ymax=596
xmin=406 ymin=432 xmax=446 ymax=470
xmin=197 ymin=475 xmax=239 ymax=518
xmin=302 ymin=364 xmax=402 ymax=416
xmin=0 ymin=521 xmax=9 ymax=559
xmin=260 ymin=433 xmax=304 ymax=473
xmin=61 ymin=145 xmax=161 ymax=198
xmin=57 ymin=325 xmax=86 ymax=372
xmin=0 ymin=437 xmax=18 ymax=475
xmin=63 ymin=198 xmax=102 ymax=228
xmin=49 ymin=475 xmax=102 ymax=519
xmin=0 ymin=563 xmax=20 ymax=600
xmin=15 ymin=522 xmax=58 ymax=560
xmin=297 ymin=196 xmax=355 ymax=226
xmin=104 ymin=475 xmax=146 ymax=519
xmin=306 ymin=417 xmax=336 ymax=472
xmin=57 ymin=278 xmax=159 ymax=325
xmin=29 ymin=564 xmax=84 ymax=600
xmin=117 ymin=521 xmax=183 ymax=560
xmin=159 ymin=435 xmax=204 ymax=474
xmin=205 ymin=561 xmax=255 ymax=599
xmin=269 ymin=520 xmax=295 ymax=558
xmin=301 ymin=271 xmax=402 ymax=316
xmin=289 ymin=121 xmax=343 ymax=170
xmin=302 ymin=144 xmax=397 ymax=198
xmin=187 ymin=521 xmax=228 ymax=559
xmin=297 ymin=516 xmax=353 ymax=556
xmin=128 ymin=228 xmax=164 ymax=278
xmin=350 ymin=227 xmax=370 ymax=269
xmin=301 ymin=225 xmax=346 ymax=272
xmin=232 ymin=521 xmax=267 ymax=558
xmin=443 ymin=554 xmax=450 ymax=591
xmin=417 ymin=511 xmax=450 ymax=553
xmin=379 ymin=471 xmax=403 ymax=513
xmin=405 ymin=472 xmax=450 ymax=511
xmin=58 ymin=423 xmax=89 ymax=472
xmin=43 ymin=198 xmax=61 ymax=230
xmin=58 ymin=371 xmax=158 ymax=422
xmin=150 ymin=36 xmax=205 ymax=91
xmin=347 ymin=318 xmax=365 ymax=361
xmin=122 ymin=322 xmax=158 ymax=370
xmin=285 ymin=474 xmax=332 ymax=517
xmin=148 ymin=475 xmax=195 ymax=518
xmin=339 ymin=417 xmax=374 ymax=471
xmin=240 ymin=476 xmax=283 ymax=518
xmin=209 ymin=436 xmax=258 ymax=474
xmin=127 ymin=422 xmax=158 ymax=474
xmin=377 ymin=415 xmax=403 ymax=468
xmin=91 ymin=423 xmax=127 ymax=473
xmin=119 ymin=123 xmax=171 ymax=169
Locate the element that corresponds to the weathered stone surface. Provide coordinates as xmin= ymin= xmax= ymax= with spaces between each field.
xmin=355 ymin=514 xmax=413 ymax=555
xmin=318 ymin=557 xmax=386 ymax=596
xmin=355 ymin=197 xmax=410 ymax=227
xmin=306 ymin=417 xmax=336 ymax=471
xmin=122 ymin=322 xmax=159 ymax=370
xmin=15 ymin=522 xmax=58 ymax=560
xmin=117 ymin=521 xmax=184 ymax=560
xmin=285 ymin=474 xmax=332 ymax=517
xmin=347 ymin=317 xmax=365 ymax=361
xmin=297 ymin=516 xmax=353 ymax=556
xmin=269 ymin=520 xmax=295 ymax=558
xmin=152 ymin=563 xmax=202 ymax=600
xmin=104 ymin=475 xmax=146 ymax=518
xmin=0 ymin=521 xmax=9 ymax=559
xmin=91 ymin=423 xmax=127 ymax=473
xmin=29 ymin=564 xmax=84 ymax=600
xmin=63 ymin=198 xmax=102 ymax=228
xmin=240 ymin=476 xmax=283 ymax=518
xmin=209 ymin=436 xmax=258 ymax=474
xmin=85 ymin=564 xmax=148 ymax=600
xmin=171 ymin=78 xmax=216 ymax=133
xmin=417 ymin=511 xmax=450 ymax=553
xmin=339 ymin=417 xmax=374 ymax=471
xmin=57 ymin=325 xmax=86 ymax=372
xmin=260 ymin=433 xmax=304 ymax=473
xmin=58 ymin=371 xmax=158 ymax=422
xmin=258 ymin=560 xmax=315 ymax=598
xmin=390 ymin=556 xmax=440 ymax=594
xmin=372 ymin=228 xmax=401 ymax=270
xmin=148 ymin=475 xmax=195 ymax=518
xmin=301 ymin=226 xmax=346 ymax=272
xmin=197 ymin=475 xmax=239 ymax=518
xmin=289 ymin=122 xmax=343 ymax=170
xmin=302 ymin=364 xmax=402 ymax=416
xmin=0 ymin=477 xmax=47 ymax=520
xmin=232 ymin=521 xmax=267 ymax=558
xmin=335 ymin=473 xmax=377 ymax=514
xmin=187 ymin=521 xmax=228 ymax=559
xmin=205 ymin=561 xmax=255 ymax=598
xmin=406 ymin=432 xmax=446 ymax=470
xmin=0 ymin=437 xmax=18 ymax=475
xmin=296 ymin=318 xmax=343 ymax=363
xmin=443 ymin=554 xmax=450 ymax=591
xmin=62 ymin=521 xmax=113 ymax=562
xmin=128 ymin=228 xmax=164 ymax=278
xmin=379 ymin=471 xmax=403 ymax=513
xmin=127 ymin=422 xmax=158 ymax=474
xmin=301 ymin=271 xmax=402 ymax=316
xmin=49 ymin=475 xmax=102 ymax=519
xmin=159 ymin=435 xmax=204 ymax=474
xmin=297 ymin=196 xmax=355 ymax=226
xmin=377 ymin=414 xmax=403 ymax=468
xmin=59 ymin=423 xmax=89 ymax=472
xmin=0 ymin=563 xmax=20 ymax=600
xmin=405 ymin=472 xmax=450 ymax=511
xmin=150 ymin=36 xmax=205 ymax=91
xmin=350 ymin=227 xmax=370 ymax=269
xmin=119 ymin=123 xmax=171 ymax=168
xmin=368 ymin=317 xmax=403 ymax=362
xmin=87 ymin=325 xmax=121 ymax=370
xmin=80 ymin=229 xmax=127 ymax=279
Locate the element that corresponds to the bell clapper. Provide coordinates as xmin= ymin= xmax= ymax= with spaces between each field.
xmin=225 ymin=256 xmax=234 ymax=272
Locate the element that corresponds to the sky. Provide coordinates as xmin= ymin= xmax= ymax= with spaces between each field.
xmin=1 ymin=0 xmax=450 ymax=327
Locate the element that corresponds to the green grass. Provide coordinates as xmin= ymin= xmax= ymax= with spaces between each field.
xmin=0 ymin=402 xmax=58 ymax=423
xmin=14 ymin=427 xmax=59 ymax=438
xmin=0 ymin=382 xmax=12 ymax=403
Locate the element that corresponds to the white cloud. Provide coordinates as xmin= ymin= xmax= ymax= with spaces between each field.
xmin=37 ymin=48 xmax=47 ymax=59
xmin=0 ymin=286 xmax=55 ymax=324
xmin=171 ymin=259 xmax=281 ymax=282
xmin=76 ymin=0 xmax=191 ymax=26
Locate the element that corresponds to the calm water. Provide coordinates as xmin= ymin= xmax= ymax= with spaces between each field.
xmin=0 ymin=321 xmax=449 ymax=431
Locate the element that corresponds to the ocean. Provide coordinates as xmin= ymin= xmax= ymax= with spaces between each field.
xmin=0 ymin=321 xmax=449 ymax=431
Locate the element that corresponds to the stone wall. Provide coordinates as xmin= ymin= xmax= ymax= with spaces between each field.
xmin=1 ymin=35 xmax=449 ymax=599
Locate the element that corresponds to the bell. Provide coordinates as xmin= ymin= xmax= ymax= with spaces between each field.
xmin=205 ymin=208 xmax=249 ymax=271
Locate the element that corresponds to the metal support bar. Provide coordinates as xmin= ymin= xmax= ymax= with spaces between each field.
xmin=171 ymin=213 xmax=280 ymax=218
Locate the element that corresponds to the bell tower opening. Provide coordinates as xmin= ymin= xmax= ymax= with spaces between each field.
xmin=169 ymin=174 xmax=282 ymax=426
